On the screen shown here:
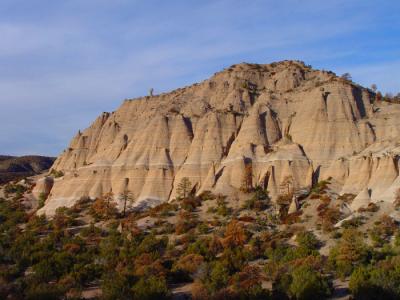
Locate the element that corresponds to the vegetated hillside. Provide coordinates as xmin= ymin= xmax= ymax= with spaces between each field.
xmin=0 ymin=155 xmax=55 ymax=184
xmin=1 ymin=175 xmax=400 ymax=300
xmin=0 ymin=155 xmax=14 ymax=161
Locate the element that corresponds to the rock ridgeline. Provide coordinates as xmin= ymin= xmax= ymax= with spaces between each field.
xmin=36 ymin=60 xmax=400 ymax=215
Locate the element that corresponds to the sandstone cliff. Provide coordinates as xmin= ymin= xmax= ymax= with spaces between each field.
xmin=37 ymin=60 xmax=400 ymax=215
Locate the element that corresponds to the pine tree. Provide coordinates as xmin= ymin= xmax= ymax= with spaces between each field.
xmin=176 ymin=177 xmax=192 ymax=200
xmin=118 ymin=189 xmax=134 ymax=217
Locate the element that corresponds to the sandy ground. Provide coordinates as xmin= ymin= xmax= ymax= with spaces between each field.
xmin=171 ymin=282 xmax=194 ymax=300
xmin=81 ymin=286 xmax=102 ymax=299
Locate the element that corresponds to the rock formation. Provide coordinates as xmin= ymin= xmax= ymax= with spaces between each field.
xmin=36 ymin=60 xmax=400 ymax=215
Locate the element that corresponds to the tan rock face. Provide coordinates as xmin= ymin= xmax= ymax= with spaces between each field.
xmin=36 ymin=60 xmax=400 ymax=215
xmin=32 ymin=176 xmax=54 ymax=199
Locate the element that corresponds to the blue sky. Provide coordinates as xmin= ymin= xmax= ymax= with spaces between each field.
xmin=1 ymin=0 xmax=399 ymax=156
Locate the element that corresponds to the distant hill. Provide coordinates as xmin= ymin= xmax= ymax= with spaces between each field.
xmin=0 ymin=155 xmax=55 ymax=184
xmin=0 ymin=155 xmax=15 ymax=162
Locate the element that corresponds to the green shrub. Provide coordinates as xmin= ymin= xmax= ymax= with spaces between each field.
xmin=230 ymin=265 xmax=270 ymax=300
xmin=181 ymin=197 xmax=201 ymax=211
xmin=198 ymin=190 xmax=216 ymax=201
xmin=37 ymin=193 xmax=47 ymax=209
xmin=220 ymin=247 xmax=250 ymax=273
xmin=214 ymin=196 xmax=232 ymax=217
xmin=196 ymin=222 xmax=210 ymax=234
xmin=101 ymin=272 xmax=133 ymax=300
xmin=289 ymin=265 xmax=331 ymax=300
xmin=341 ymin=216 xmax=364 ymax=229
xmin=204 ymin=261 xmax=230 ymax=292
xmin=311 ymin=180 xmax=330 ymax=194
xmin=296 ymin=231 xmax=320 ymax=251
xmin=349 ymin=267 xmax=377 ymax=300
xmin=243 ymin=186 xmax=269 ymax=210
xmin=132 ymin=276 xmax=170 ymax=300
xmin=217 ymin=203 xmax=231 ymax=216
xmin=50 ymin=169 xmax=64 ymax=178
xmin=25 ymin=283 xmax=66 ymax=300
xmin=172 ymin=253 xmax=204 ymax=281
xmin=349 ymin=259 xmax=400 ymax=300
xmin=4 ymin=183 xmax=27 ymax=195
xmin=328 ymin=229 xmax=370 ymax=278
xmin=137 ymin=234 xmax=168 ymax=257
xmin=368 ymin=215 xmax=397 ymax=247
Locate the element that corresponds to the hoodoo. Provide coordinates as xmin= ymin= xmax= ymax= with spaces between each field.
xmin=36 ymin=60 xmax=400 ymax=215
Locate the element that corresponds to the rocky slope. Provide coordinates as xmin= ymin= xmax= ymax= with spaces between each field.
xmin=0 ymin=155 xmax=55 ymax=184
xmin=37 ymin=60 xmax=400 ymax=215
